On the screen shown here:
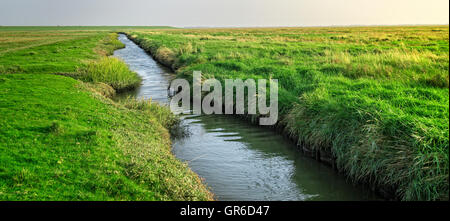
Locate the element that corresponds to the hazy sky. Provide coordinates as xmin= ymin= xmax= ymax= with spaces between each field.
xmin=0 ymin=0 xmax=448 ymax=27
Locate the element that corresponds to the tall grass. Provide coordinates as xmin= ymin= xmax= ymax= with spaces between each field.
xmin=126 ymin=26 xmax=449 ymax=200
xmin=323 ymin=49 xmax=449 ymax=87
xmin=77 ymin=57 xmax=141 ymax=92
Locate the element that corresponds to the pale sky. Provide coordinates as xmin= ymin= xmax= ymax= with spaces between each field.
xmin=0 ymin=0 xmax=448 ymax=27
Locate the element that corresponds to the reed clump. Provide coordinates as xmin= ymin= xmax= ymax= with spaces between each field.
xmin=77 ymin=57 xmax=141 ymax=92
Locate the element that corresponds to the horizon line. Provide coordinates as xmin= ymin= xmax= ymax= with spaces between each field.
xmin=0 ymin=23 xmax=448 ymax=29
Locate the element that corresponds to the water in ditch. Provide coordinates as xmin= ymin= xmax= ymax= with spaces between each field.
xmin=114 ymin=34 xmax=378 ymax=201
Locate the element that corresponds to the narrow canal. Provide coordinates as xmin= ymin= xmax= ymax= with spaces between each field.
xmin=114 ymin=34 xmax=378 ymax=201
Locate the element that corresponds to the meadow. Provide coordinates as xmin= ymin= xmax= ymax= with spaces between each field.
xmin=126 ymin=26 xmax=449 ymax=200
xmin=0 ymin=28 xmax=212 ymax=200
xmin=0 ymin=25 xmax=448 ymax=201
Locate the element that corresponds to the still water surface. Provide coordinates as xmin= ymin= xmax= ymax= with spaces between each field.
xmin=114 ymin=34 xmax=378 ymax=201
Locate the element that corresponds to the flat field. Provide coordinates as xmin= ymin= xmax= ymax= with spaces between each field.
xmin=126 ymin=26 xmax=449 ymax=200
xmin=0 ymin=27 xmax=212 ymax=200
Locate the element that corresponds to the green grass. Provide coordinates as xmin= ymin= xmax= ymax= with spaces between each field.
xmin=125 ymin=26 xmax=449 ymax=200
xmin=0 ymin=26 xmax=176 ymax=31
xmin=0 ymin=27 xmax=212 ymax=200
xmin=0 ymin=30 xmax=114 ymax=74
xmin=0 ymin=74 xmax=211 ymax=200
xmin=76 ymin=57 xmax=142 ymax=92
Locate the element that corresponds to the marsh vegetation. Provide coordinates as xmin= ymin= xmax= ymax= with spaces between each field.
xmin=0 ymin=25 xmax=448 ymax=201
xmin=126 ymin=26 xmax=449 ymax=200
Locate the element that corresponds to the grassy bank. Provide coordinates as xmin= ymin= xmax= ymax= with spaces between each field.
xmin=125 ymin=26 xmax=449 ymax=200
xmin=0 ymin=27 xmax=212 ymax=200
xmin=76 ymin=57 xmax=142 ymax=92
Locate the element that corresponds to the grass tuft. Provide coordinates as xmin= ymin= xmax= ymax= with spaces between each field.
xmin=77 ymin=57 xmax=141 ymax=92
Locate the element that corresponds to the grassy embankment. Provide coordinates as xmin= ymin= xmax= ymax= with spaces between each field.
xmin=126 ymin=26 xmax=449 ymax=200
xmin=0 ymin=27 xmax=212 ymax=200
